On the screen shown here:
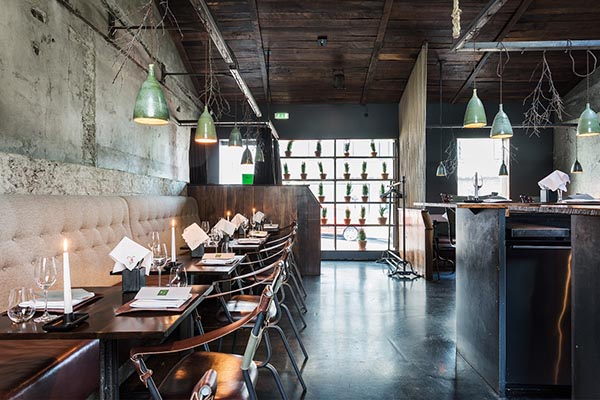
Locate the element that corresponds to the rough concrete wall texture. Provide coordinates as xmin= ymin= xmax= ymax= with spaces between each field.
xmin=0 ymin=0 xmax=200 ymax=195
xmin=554 ymin=66 xmax=600 ymax=198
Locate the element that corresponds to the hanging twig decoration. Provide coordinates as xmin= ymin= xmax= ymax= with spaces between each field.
xmin=522 ymin=52 xmax=565 ymax=137
xmin=199 ymin=40 xmax=230 ymax=120
xmin=452 ymin=0 xmax=462 ymax=39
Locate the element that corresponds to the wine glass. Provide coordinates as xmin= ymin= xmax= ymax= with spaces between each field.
xmin=149 ymin=231 xmax=160 ymax=250
xmin=200 ymin=221 xmax=210 ymax=233
xmin=8 ymin=287 xmax=36 ymax=323
xmin=151 ymin=243 xmax=168 ymax=287
xmin=168 ymin=265 xmax=188 ymax=287
xmin=33 ymin=256 xmax=58 ymax=323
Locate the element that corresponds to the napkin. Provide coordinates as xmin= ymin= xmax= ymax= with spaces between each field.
xmin=213 ymin=218 xmax=237 ymax=237
xmin=182 ymin=223 xmax=209 ymax=250
xmin=231 ymin=213 xmax=248 ymax=228
xmin=109 ymin=236 xmax=152 ymax=275
xmin=26 ymin=289 xmax=95 ymax=310
xmin=253 ymin=211 xmax=265 ymax=224
xmin=538 ymin=170 xmax=570 ymax=192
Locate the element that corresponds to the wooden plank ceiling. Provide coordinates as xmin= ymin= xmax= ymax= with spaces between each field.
xmin=164 ymin=0 xmax=600 ymax=105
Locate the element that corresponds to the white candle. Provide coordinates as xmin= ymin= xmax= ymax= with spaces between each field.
xmin=63 ymin=239 xmax=73 ymax=314
xmin=252 ymin=208 xmax=256 ymax=220
xmin=227 ymin=211 xmax=231 ymax=221
xmin=171 ymin=219 xmax=176 ymax=264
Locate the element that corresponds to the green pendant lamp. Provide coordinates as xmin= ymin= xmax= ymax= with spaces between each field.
xmin=490 ymin=104 xmax=513 ymax=138
xmin=133 ymin=64 xmax=170 ymax=125
xmin=228 ymin=126 xmax=243 ymax=147
xmin=195 ymin=105 xmax=217 ymax=144
xmin=498 ymin=161 xmax=509 ymax=176
xmin=255 ymin=144 xmax=265 ymax=162
xmin=576 ymin=103 xmax=600 ymax=137
xmin=437 ymin=61 xmax=448 ymax=177
xmin=436 ymin=161 xmax=447 ymax=177
xmin=241 ymin=144 xmax=253 ymax=165
xmin=571 ymin=135 xmax=583 ymax=173
xmin=463 ymin=89 xmax=487 ymax=128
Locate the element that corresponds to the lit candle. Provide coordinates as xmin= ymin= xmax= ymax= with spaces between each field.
xmin=63 ymin=239 xmax=73 ymax=315
xmin=252 ymin=208 xmax=256 ymax=220
xmin=171 ymin=219 xmax=176 ymax=264
xmin=227 ymin=211 xmax=231 ymax=221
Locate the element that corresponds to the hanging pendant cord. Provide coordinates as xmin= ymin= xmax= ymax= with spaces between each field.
xmin=569 ymin=48 xmax=598 ymax=104
xmin=439 ymin=60 xmax=444 ymax=160
xmin=496 ymin=44 xmax=510 ymax=105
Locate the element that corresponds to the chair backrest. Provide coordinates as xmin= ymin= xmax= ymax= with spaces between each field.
xmin=241 ymin=285 xmax=275 ymax=371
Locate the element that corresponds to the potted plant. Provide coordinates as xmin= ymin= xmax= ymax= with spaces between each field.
xmin=321 ymin=207 xmax=328 ymax=225
xmin=357 ymin=228 xmax=367 ymax=250
xmin=378 ymin=206 xmax=387 ymax=225
xmin=285 ymin=140 xmax=293 ymax=157
xmin=318 ymin=161 xmax=327 ymax=179
xmin=283 ymin=163 xmax=290 ymax=180
xmin=300 ymin=161 xmax=307 ymax=180
xmin=358 ymin=206 xmax=366 ymax=225
xmin=344 ymin=183 xmax=352 ymax=202
xmin=370 ymin=140 xmax=377 ymax=157
xmin=315 ymin=141 xmax=322 ymax=157
xmin=361 ymin=161 xmax=368 ymax=179
xmin=381 ymin=162 xmax=389 ymax=180
xmin=317 ymin=182 xmax=325 ymax=203
xmin=343 ymin=162 xmax=350 ymax=180
xmin=380 ymin=184 xmax=387 ymax=202
xmin=361 ymin=184 xmax=369 ymax=202
xmin=343 ymin=141 xmax=350 ymax=157
xmin=344 ymin=208 xmax=351 ymax=225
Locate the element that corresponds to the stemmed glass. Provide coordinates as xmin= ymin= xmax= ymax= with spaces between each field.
xmin=168 ymin=265 xmax=188 ymax=287
xmin=200 ymin=221 xmax=210 ymax=234
xmin=33 ymin=256 xmax=58 ymax=323
xmin=151 ymin=243 xmax=168 ymax=287
xmin=149 ymin=231 xmax=160 ymax=250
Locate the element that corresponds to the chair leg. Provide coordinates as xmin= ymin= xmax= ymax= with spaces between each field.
xmin=284 ymin=282 xmax=307 ymax=316
xmin=284 ymin=282 xmax=307 ymax=313
xmin=269 ymin=325 xmax=307 ymax=391
xmin=243 ymin=369 xmax=259 ymax=400
xmin=262 ymin=363 xmax=289 ymax=400
xmin=289 ymin=254 xmax=307 ymax=298
xmin=281 ymin=303 xmax=309 ymax=359
xmin=288 ymin=272 xmax=306 ymax=306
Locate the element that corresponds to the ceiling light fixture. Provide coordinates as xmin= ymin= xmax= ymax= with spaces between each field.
xmin=436 ymin=60 xmax=447 ymax=177
xmin=498 ymin=140 xmax=508 ymax=176
xmin=573 ymin=50 xmax=600 ymax=137
xmin=490 ymin=48 xmax=513 ymax=139
xmin=228 ymin=99 xmax=242 ymax=147
xmin=571 ymin=134 xmax=583 ymax=173
xmin=464 ymin=36 xmax=487 ymax=128
xmin=195 ymin=39 xmax=217 ymax=144
xmin=317 ymin=36 xmax=328 ymax=46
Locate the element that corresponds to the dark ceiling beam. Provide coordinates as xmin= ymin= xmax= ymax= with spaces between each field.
xmin=451 ymin=0 xmax=509 ymax=52
xmin=360 ymin=0 xmax=394 ymax=104
xmin=247 ymin=0 xmax=269 ymax=103
xmin=451 ymin=0 xmax=534 ymax=104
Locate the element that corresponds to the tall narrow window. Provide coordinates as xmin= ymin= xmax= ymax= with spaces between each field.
xmin=218 ymin=140 xmax=256 ymax=184
xmin=457 ymin=138 xmax=509 ymax=198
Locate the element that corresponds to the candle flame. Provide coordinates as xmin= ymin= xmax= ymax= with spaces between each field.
xmin=252 ymin=208 xmax=256 ymax=213
xmin=227 ymin=211 xmax=231 ymax=216
xmin=63 ymin=238 xmax=68 ymax=252
xmin=171 ymin=219 xmax=175 ymax=227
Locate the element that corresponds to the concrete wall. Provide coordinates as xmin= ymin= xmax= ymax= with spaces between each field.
xmin=0 ymin=0 xmax=200 ymax=195
xmin=554 ymin=68 xmax=600 ymax=197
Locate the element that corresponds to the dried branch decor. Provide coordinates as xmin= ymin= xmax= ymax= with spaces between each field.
xmin=452 ymin=0 xmax=462 ymax=39
xmin=522 ymin=52 xmax=565 ymax=137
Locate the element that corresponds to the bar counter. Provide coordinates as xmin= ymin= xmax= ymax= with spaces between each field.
xmin=455 ymin=202 xmax=600 ymax=399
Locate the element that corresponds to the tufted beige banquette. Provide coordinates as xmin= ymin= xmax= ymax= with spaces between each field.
xmin=0 ymin=195 xmax=200 ymax=311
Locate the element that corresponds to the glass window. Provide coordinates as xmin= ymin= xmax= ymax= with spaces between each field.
xmin=456 ymin=138 xmax=509 ymax=198
xmin=219 ymin=140 xmax=256 ymax=184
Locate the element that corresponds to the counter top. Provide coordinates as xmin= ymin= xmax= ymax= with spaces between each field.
xmin=456 ymin=202 xmax=600 ymax=216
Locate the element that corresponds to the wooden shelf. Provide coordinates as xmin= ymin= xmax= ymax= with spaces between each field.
xmin=320 ymin=224 xmax=390 ymax=227
xmin=318 ymin=201 xmax=391 ymax=205
xmin=283 ymin=178 xmax=393 ymax=182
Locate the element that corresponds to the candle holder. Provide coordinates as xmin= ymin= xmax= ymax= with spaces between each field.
xmin=42 ymin=312 xmax=89 ymax=332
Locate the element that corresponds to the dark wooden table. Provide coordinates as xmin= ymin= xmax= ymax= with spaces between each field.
xmin=0 ymin=284 xmax=212 ymax=400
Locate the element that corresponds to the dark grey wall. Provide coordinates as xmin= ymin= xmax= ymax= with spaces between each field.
xmin=426 ymin=102 xmax=554 ymax=203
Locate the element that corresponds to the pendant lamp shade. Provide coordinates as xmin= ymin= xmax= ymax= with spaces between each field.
xmin=571 ymin=159 xmax=583 ymax=173
xmin=241 ymin=146 xmax=253 ymax=165
xmin=255 ymin=145 xmax=265 ymax=162
xmin=133 ymin=64 xmax=170 ymax=125
xmin=498 ymin=161 xmax=509 ymax=176
xmin=228 ymin=126 xmax=243 ymax=147
xmin=490 ymin=104 xmax=514 ymax=139
xmin=436 ymin=161 xmax=447 ymax=177
xmin=576 ymin=103 xmax=600 ymax=137
xmin=463 ymin=89 xmax=487 ymax=128
xmin=195 ymin=105 xmax=217 ymax=144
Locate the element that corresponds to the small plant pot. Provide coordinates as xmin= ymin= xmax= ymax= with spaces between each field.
xmin=344 ymin=152 xmax=350 ymax=157
xmin=358 ymin=218 xmax=366 ymax=225
xmin=381 ymin=173 xmax=389 ymax=180
xmin=318 ymin=196 xmax=325 ymax=203
xmin=314 ymin=151 xmax=321 ymax=157
xmin=358 ymin=240 xmax=367 ymax=251
xmin=283 ymin=173 xmax=290 ymax=180
xmin=321 ymin=218 xmax=328 ymax=225
xmin=344 ymin=196 xmax=351 ymax=203
xmin=371 ymin=152 xmax=377 ymax=157
xmin=300 ymin=173 xmax=307 ymax=180
xmin=378 ymin=217 xmax=387 ymax=225
xmin=361 ymin=173 xmax=368 ymax=180
xmin=285 ymin=151 xmax=291 ymax=157
xmin=344 ymin=218 xmax=351 ymax=225
xmin=343 ymin=173 xmax=351 ymax=180
xmin=361 ymin=196 xmax=369 ymax=202
xmin=381 ymin=197 xmax=387 ymax=203
xmin=320 ymin=173 xmax=327 ymax=180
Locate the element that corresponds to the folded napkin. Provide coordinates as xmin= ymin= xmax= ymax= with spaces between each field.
xmin=26 ymin=289 xmax=95 ymax=310
xmin=253 ymin=211 xmax=265 ymax=224
xmin=538 ymin=170 xmax=570 ymax=192
xmin=213 ymin=218 xmax=237 ymax=237
xmin=236 ymin=238 xmax=262 ymax=245
xmin=182 ymin=223 xmax=209 ymax=250
xmin=231 ymin=213 xmax=248 ymax=228
xmin=109 ymin=236 xmax=152 ymax=275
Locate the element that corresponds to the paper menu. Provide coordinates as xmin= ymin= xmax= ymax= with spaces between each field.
xmin=109 ymin=236 xmax=152 ymax=275
xmin=253 ymin=211 xmax=265 ymax=224
xmin=182 ymin=223 xmax=209 ymax=250
xmin=231 ymin=213 xmax=248 ymax=228
xmin=213 ymin=218 xmax=237 ymax=236
xmin=134 ymin=286 xmax=191 ymax=300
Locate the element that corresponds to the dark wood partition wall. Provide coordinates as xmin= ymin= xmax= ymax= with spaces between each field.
xmin=188 ymin=185 xmax=321 ymax=275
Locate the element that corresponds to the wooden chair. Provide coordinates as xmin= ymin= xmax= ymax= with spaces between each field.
xmin=130 ymin=286 xmax=288 ymax=400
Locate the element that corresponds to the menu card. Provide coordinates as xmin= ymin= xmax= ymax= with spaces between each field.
xmin=182 ymin=223 xmax=209 ymax=250
xmin=130 ymin=286 xmax=192 ymax=309
xmin=231 ymin=213 xmax=248 ymax=228
xmin=253 ymin=211 xmax=265 ymax=224
xmin=213 ymin=218 xmax=237 ymax=236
